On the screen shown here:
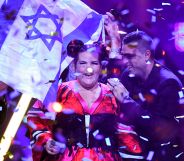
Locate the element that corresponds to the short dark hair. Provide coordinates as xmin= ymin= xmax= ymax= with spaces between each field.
xmin=67 ymin=40 xmax=107 ymax=66
xmin=122 ymin=31 xmax=154 ymax=58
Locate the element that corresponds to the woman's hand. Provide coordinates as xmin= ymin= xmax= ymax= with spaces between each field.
xmin=45 ymin=139 xmax=66 ymax=155
xmin=107 ymin=78 xmax=129 ymax=103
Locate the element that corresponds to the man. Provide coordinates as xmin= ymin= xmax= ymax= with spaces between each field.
xmin=105 ymin=14 xmax=184 ymax=161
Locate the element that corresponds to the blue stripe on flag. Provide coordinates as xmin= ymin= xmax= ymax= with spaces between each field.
xmin=0 ymin=0 xmax=24 ymax=49
xmin=62 ymin=11 xmax=102 ymax=51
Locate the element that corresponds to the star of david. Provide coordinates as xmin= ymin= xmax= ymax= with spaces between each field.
xmin=21 ymin=5 xmax=63 ymax=51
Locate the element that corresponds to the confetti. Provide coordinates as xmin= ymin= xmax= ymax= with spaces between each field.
xmin=146 ymin=151 xmax=154 ymax=160
xmin=141 ymin=115 xmax=150 ymax=119
xmin=175 ymin=115 xmax=184 ymax=119
xmin=162 ymin=2 xmax=171 ymax=6
xmin=93 ymin=129 xmax=99 ymax=137
xmin=121 ymin=9 xmax=129 ymax=15
xmin=87 ymin=67 xmax=93 ymax=73
xmin=151 ymin=15 xmax=156 ymax=22
xmin=146 ymin=9 xmax=156 ymax=14
xmin=175 ymin=152 xmax=183 ymax=158
xmin=155 ymin=63 xmax=161 ymax=67
xmin=161 ymin=141 xmax=170 ymax=146
xmin=178 ymin=91 xmax=184 ymax=98
xmin=150 ymin=89 xmax=157 ymax=95
xmin=49 ymin=102 xmax=62 ymax=112
xmin=162 ymin=50 xmax=166 ymax=56
xmin=178 ymin=70 xmax=184 ymax=75
xmin=153 ymin=8 xmax=163 ymax=11
xmin=128 ymin=73 xmax=135 ymax=78
xmin=105 ymin=137 xmax=111 ymax=146
xmin=118 ymin=30 xmax=127 ymax=34
xmin=138 ymin=92 xmax=146 ymax=102
xmin=0 ymin=106 xmax=2 ymax=111
xmin=76 ymin=142 xmax=83 ymax=148
xmin=139 ymin=136 xmax=149 ymax=141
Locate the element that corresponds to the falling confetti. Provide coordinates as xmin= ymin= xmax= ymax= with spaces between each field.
xmin=141 ymin=115 xmax=150 ymax=119
xmin=161 ymin=141 xmax=170 ymax=146
xmin=105 ymin=137 xmax=111 ymax=146
xmin=175 ymin=152 xmax=184 ymax=158
xmin=146 ymin=151 xmax=154 ymax=160
xmin=139 ymin=136 xmax=149 ymax=141
xmin=162 ymin=2 xmax=171 ymax=6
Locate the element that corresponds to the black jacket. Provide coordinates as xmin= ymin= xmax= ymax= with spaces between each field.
xmin=120 ymin=62 xmax=184 ymax=161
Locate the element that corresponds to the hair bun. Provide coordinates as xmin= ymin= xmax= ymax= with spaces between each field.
xmin=67 ymin=39 xmax=84 ymax=58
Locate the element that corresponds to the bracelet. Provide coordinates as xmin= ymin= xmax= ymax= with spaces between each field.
xmin=109 ymin=48 xmax=121 ymax=59
xmin=110 ymin=48 xmax=121 ymax=53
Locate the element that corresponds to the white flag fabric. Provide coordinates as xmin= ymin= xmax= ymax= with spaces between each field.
xmin=0 ymin=0 xmax=103 ymax=106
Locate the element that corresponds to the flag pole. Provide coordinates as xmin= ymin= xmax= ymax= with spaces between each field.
xmin=0 ymin=93 xmax=32 ymax=161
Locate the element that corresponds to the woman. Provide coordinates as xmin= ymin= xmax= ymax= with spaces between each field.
xmin=27 ymin=40 xmax=142 ymax=161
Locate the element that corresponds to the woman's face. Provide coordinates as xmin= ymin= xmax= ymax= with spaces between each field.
xmin=75 ymin=50 xmax=101 ymax=89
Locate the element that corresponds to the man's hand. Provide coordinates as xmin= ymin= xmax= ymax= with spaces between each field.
xmin=45 ymin=139 xmax=66 ymax=155
xmin=107 ymin=78 xmax=129 ymax=103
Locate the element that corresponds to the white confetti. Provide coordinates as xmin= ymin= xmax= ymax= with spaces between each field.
xmin=138 ymin=93 xmax=146 ymax=102
xmin=140 ymin=136 xmax=149 ymax=141
xmin=150 ymin=89 xmax=157 ymax=95
xmin=175 ymin=152 xmax=184 ymax=158
xmin=121 ymin=9 xmax=129 ymax=15
xmin=151 ymin=15 xmax=156 ymax=22
xmin=105 ymin=137 xmax=111 ymax=146
xmin=93 ymin=129 xmax=99 ymax=137
xmin=87 ymin=67 xmax=93 ymax=73
xmin=141 ymin=115 xmax=150 ymax=119
xmin=118 ymin=30 xmax=127 ymax=35
xmin=0 ymin=106 xmax=2 ymax=111
xmin=162 ymin=2 xmax=171 ymax=6
xmin=76 ymin=142 xmax=83 ymax=148
xmin=178 ymin=91 xmax=184 ymax=98
xmin=146 ymin=151 xmax=154 ymax=160
xmin=153 ymin=8 xmax=163 ymax=11
xmin=128 ymin=73 xmax=135 ymax=78
xmin=175 ymin=115 xmax=184 ymax=119
xmin=178 ymin=70 xmax=184 ymax=75
xmin=161 ymin=141 xmax=170 ymax=146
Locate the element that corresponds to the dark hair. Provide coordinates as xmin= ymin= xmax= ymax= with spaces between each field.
xmin=67 ymin=39 xmax=107 ymax=66
xmin=123 ymin=31 xmax=154 ymax=58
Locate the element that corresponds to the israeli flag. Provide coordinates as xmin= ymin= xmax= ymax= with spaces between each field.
xmin=0 ymin=0 xmax=103 ymax=107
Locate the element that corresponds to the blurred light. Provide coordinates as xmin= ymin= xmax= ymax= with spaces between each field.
xmin=51 ymin=102 xmax=62 ymax=113
xmin=117 ymin=30 xmax=127 ymax=34
xmin=162 ymin=50 xmax=166 ymax=56
xmin=87 ymin=67 xmax=93 ymax=73
xmin=175 ymin=23 xmax=184 ymax=52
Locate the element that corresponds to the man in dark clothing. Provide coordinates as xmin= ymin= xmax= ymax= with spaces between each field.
xmin=106 ymin=29 xmax=184 ymax=160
